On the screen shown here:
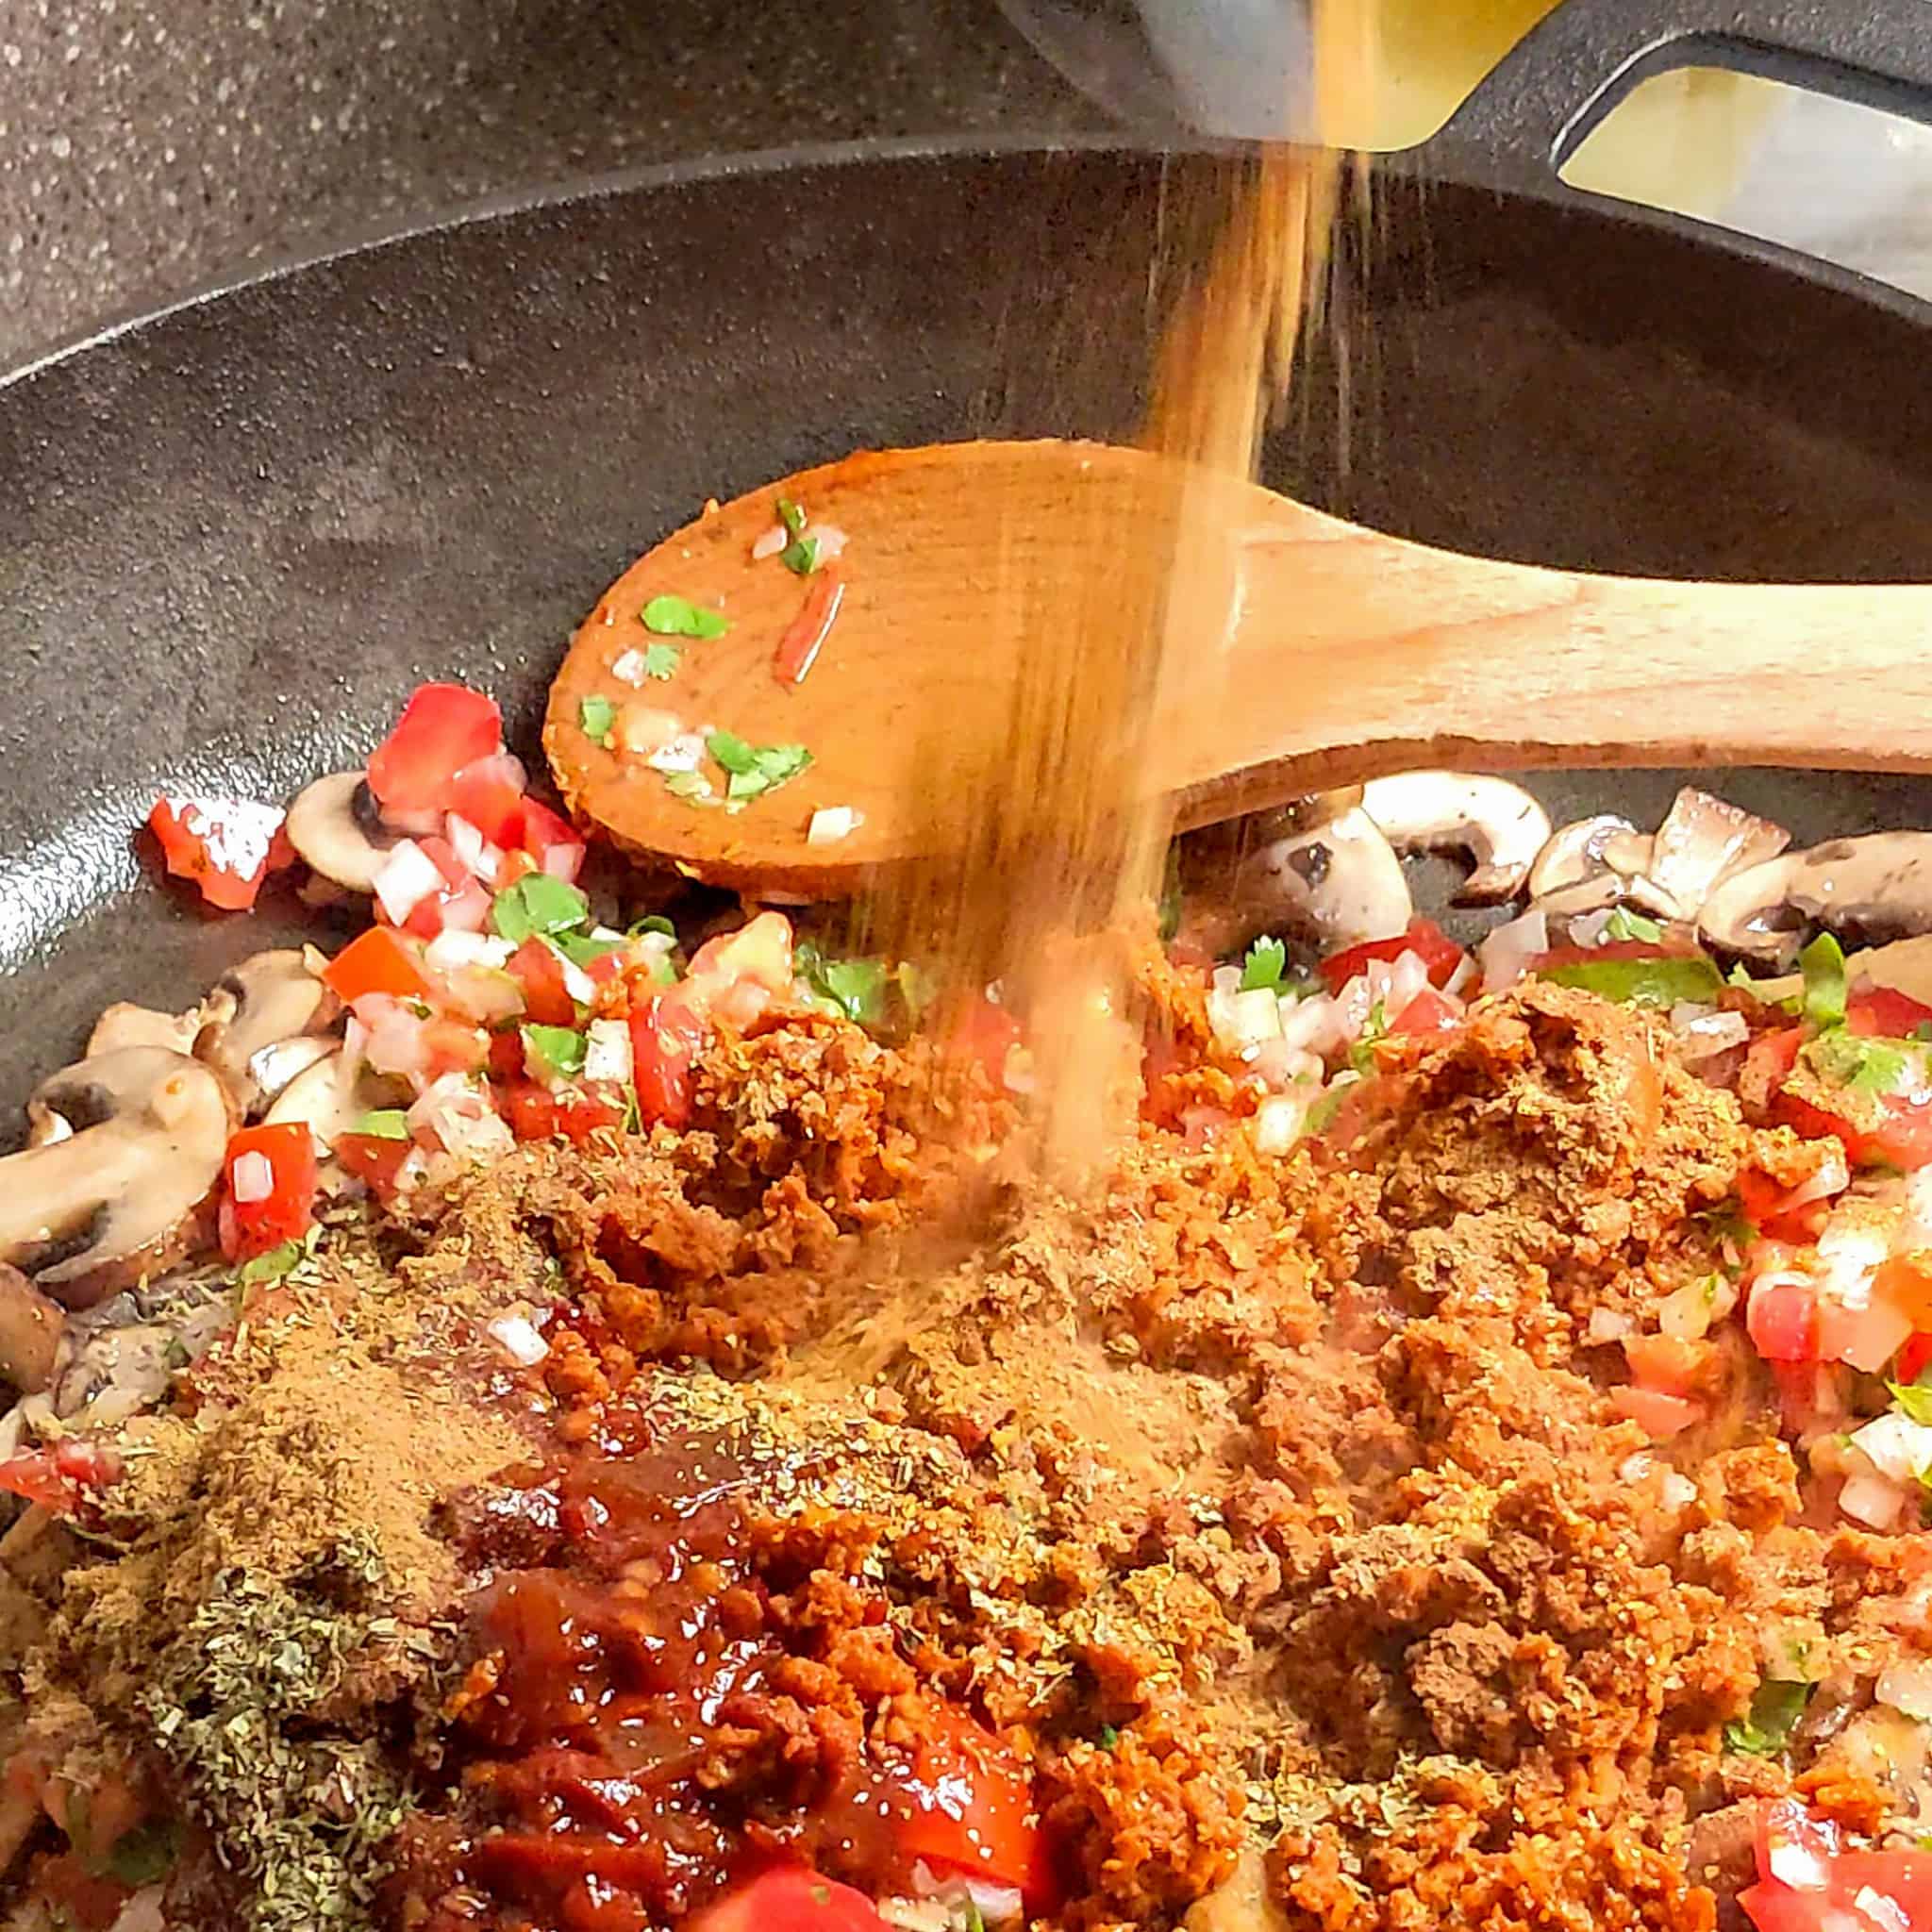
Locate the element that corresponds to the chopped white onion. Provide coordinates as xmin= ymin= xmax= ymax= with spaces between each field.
xmin=1848 ymin=1411 xmax=1932 ymax=1484
xmin=1479 ymin=908 xmax=1547 ymax=992
xmin=541 ymin=842 xmax=585 ymax=882
xmin=751 ymin=524 xmax=789 ymax=560
xmin=1660 ymin=1470 xmax=1698 ymax=1508
xmin=1254 ymin=1092 xmax=1308 ymax=1155
xmin=618 ymin=704 xmax=683 ymax=756
xmin=1658 ymin=1275 xmax=1721 ymax=1341
xmin=1589 ymin=1308 xmax=1635 ymax=1344
xmin=230 ymin=1150 xmax=275 ymax=1205
xmin=584 ymin=1018 xmax=634 ymax=1086
xmin=647 ymin=730 xmax=708 ymax=774
xmin=810 ymin=523 xmax=850 ymax=559
xmin=1279 ymin=991 xmax=1349 ymax=1058
xmin=1786 ymin=1142 xmax=1851 ymax=1209
xmin=1569 ymin=908 xmax=1616 ymax=949
xmin=1880 ymin=1657 xmax=1932 ymax=1719
xmin=1669 ymin=1002 xmax=1750 ymax=1060
xmin=446 ymin=813 xmax=487 ymax=875
xmin=1249 ymin=1040 xmax=1324 ymax=1091
xmin=373 ymin=838 xmax=442 ymax=926
xmin=611 ymin=647 xmax=648 ymax=686
xmin=1444 ymin=953 xmax=1478 ymax=999
xmin=407 ymin=1073 xmax=514 ymax=1164
xmin=1618 ymin=1451 xmax=1654 ymax=1482
xmin=1208 ymin=984 xmax=1284 ymax=1054
xmin=1768 ymin=1840 xmax=1833 ymax=1892
xmin=808 ymin=806 xmax=864 ymax=845
xmin=1855 ymin=1887 xmax=1914 ymax=1932
xmin=546 ymin=942 xmax=596 ymax=1007
xmin=356 ymin=993 xmax=431 ymax=1082
xmin=425 ymin=930 xmax=515 ymax=974
xmin=486 ymin=1311 xmax=551 ymax=1367
xmin=1840 ymin=1471 xmax=1909 ymax=1529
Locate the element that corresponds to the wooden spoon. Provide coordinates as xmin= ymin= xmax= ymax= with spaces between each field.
xmin=545 ymin=439 xmax=1932 ymax=896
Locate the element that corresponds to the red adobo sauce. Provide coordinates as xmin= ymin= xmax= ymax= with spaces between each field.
xmin=395 ymin=1421 xmax=1048 ymax=1931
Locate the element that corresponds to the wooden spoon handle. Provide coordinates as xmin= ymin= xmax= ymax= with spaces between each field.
xmin=1160 ymin=496 xmax=1932 ymax=826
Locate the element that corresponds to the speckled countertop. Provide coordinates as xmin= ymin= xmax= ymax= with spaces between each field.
xmin=0 ymin=0 xmax=1095 ymax=374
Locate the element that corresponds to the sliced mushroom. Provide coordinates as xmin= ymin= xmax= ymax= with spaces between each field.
xmin=1701 ymin=833 xmax=1932 ymax=966
xmin=0 ymin=1049 xmax=233 ymax=1307
xmin=1242 ymin=804 xmax=1413 ymax=948
xmin=1647 ymin=787 xmax=1789 ymax=918
xmin=1527 ymin=815 xmax=1638 ymax=898
xmin=266 ymin=1048 xmax=398 ymax=1152
xmin=0 ymin=1266 xmax=61 ymax=1394
xmin=86 ymin=1000 xmax=206 ymax=1059
xmin=285 ymin=771 xmax=400 ymax=894
xmin=1359 ymin=772 xmax=1551 ymax=904
xmin=192 ymin=949 xmax=339 ymax=1114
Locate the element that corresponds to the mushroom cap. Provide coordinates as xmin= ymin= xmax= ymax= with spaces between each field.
xmin=0 ymin=1049 xmax=233 ymax=1307
xmin=192 ymin=949 xmax=338 ymax=1115
xmin=1646 ymin=788 xmax=1789 ymax=921
xmin=1359 ymin=772 xmax=1552 ymax=905
xmin=1526 ymin=815 xmax=1639 ymax=899
xmin=265 ymin=1048 xmax=401 ymax=1155
xmin=285 ymin=772 xmax=399 ymax=894
xmin=1700 ymin=833 xmax=1932 ymax=967
xmin=1244 ymin=804 xmax=1413 ymax=948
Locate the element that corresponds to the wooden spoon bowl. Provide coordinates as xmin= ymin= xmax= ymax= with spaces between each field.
xmin=545 ymin=440 xmax=1932 ymax=896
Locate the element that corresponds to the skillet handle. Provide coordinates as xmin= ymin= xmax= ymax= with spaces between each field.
xmin=1417 ymin=0 xmax=1932 ymax=192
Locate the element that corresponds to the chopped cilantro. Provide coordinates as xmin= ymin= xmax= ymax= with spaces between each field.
xmin=1800 ymin=930 xmax=1848 ymax=1029
xmin=1724 ymin=1678 xmax=1811 ymax=1757
xmin=1305 ymin=1075 xmax=1358 ymax=1136
xmin=781 ymin=533 xmax=822 ymax=576
xmin=663 ymin=770 xmax=715 ymax=804
xmin=552 ymin=930 xmax=628 ymax=970
xmin=352 ymin=1108 xmax=410 ymax=1141
xmin=1098 ymin=1724 xmax=1121 ymax=1750
xmin=236 ymin=1229 xmax=320 ymax=1289
xmin=1240 ymin=936 xmax=1288 ymax=993
xmin=706 ymin=730 xmax=812 ymax=803
xmin=1806 ymin=1028 xmax=1909 ymax=1095
xmin=622 ymin=1083 xmax=642 ymax=1134
xmin=1604 ymin=907 xmax=1663 ymax=943
xmin=776 ymin=496 xmax=808 ymax=537
xmin=641 ymin=593 xmax=729 ymax=640
xmin=1158 ymin=846 xmax=1183 ymax=943
xmin=796 ymin=942 xmax=891 ymax=1027
xmin=962 ymin=1902 xmax=987 ymax=1932
xmin=1890 ymin=1373 xmax=1932 ymax=1427
xmin=1537 ymin=953 xmax=1724 ymax=1008
xmin=1727 ymin=961 xmax=1766 ymax=995
xmin=106 ymin=1818 xmax=181 ymax=1888
xmin=1348 ymin=1002 xmax=1389 ymax=1074
xmin=491 ymin=873 xmax=590 ymax=944
xmin=630 ymin=913 xmax=677 ymax=940
xmin=641 ymin=641 xmax=681 ymax=680
xmin=578 ymin=694 xmax=616 ymax=747
xmin=521 ymin=1024 xmax=588 ymax=1081
xmin=1918 ymin=1022 xmax=1932 ymax=1044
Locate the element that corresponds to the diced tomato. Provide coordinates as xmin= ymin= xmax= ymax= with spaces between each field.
xmin=1849 ymin=988 xmax=1932 ymax=1039
xmin=773 ymin=571 xmax=845 ymax=686
xmin=366 ymin=683 xmax=503 ymax=815
xmin=334 ymin=1131 xmax=413 ymax=1199
xmin=686 ymin=1868 xmax=887 ymax=1932
xmin=1624 ymin=1333 xmax=1710 ymax=1396
xmin=0 ymin=1439 xmax=120 ymax=1517
xmin=1390 ymin=987 xmax=1462 ymax=1038
xmin=1609 ymin=1385 xmax=1704 ymax=1438
xmin=1742 ymin=1025 xmax=1806 ymax=1108
xmin=1741 ymin=1800 xmax=1932 ymax=1932
xmin=508 ymin=938 xmax=577 ymax=1026
xmin=146 ymin=795 xmax=291 ymax=911
xmin=28 ymin=1850 xmax=131 ymax=1932
xmin=323 ymin=926 xmax=429 ymax=1004
xmin=1319 ymin=917 xmax=1464 ymax=994
xmin=421 ymin=1017 xmax=490 ymax=1079
xmin=950 ymin=995 xmax=1023 ymax=1089
xmin=628 ymin=997 xmax=707 ymax=1129
xmin=1737 ymin=1165 xmax=1835 ymax=1243
xmin=449 ymin=753 xmax=528 ymax=846
xmin=219 ymin=1122 xmax=319 ymax=1261
xmin=1897 ymin=1333 xmax=1932 ymax=1386
xmin=1775 ymin=1086 xmax=1932 ymax=1174
xmin=877 ymin=1705 xmax=1050 ymax=1905
xmin=497 ymin=1079 xmax=624 ymax=1146
xmin=1747 ymin=1275 xmax=1823 ymax=1363
xmin=514 ymin=798 xmax=586 ymax=883
xmin=681 ymin=911 xmax=795 ymax=1029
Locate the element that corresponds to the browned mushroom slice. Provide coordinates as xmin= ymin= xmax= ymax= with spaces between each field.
xmin=285 ymin=771 xmax=401 ymax=894
xmin=1701 ymin=833 xmax=1932 ymax=966
xmin=0 ymin=1049 xmax=233 ymax=1308
xmin=86 ymin=1000 xmax=207 ymax=1059
xmin=0 ymin=1266 xmax=61 ymax=1394
xmin=1646 ymin=787 xmax=1789 ymax=918
xmin=1359 ymin=771 xmax=1552 ymax=904
xmin=192 ymin=950 xmax=340 ymax=1115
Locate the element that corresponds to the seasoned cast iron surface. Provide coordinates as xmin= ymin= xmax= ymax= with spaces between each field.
xmin=3 ymin=145 xmax=1930 ymax=1129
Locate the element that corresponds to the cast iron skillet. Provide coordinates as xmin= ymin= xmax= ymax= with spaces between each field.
xmin=2 ymin=0 xmax=1930 ymax=1130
